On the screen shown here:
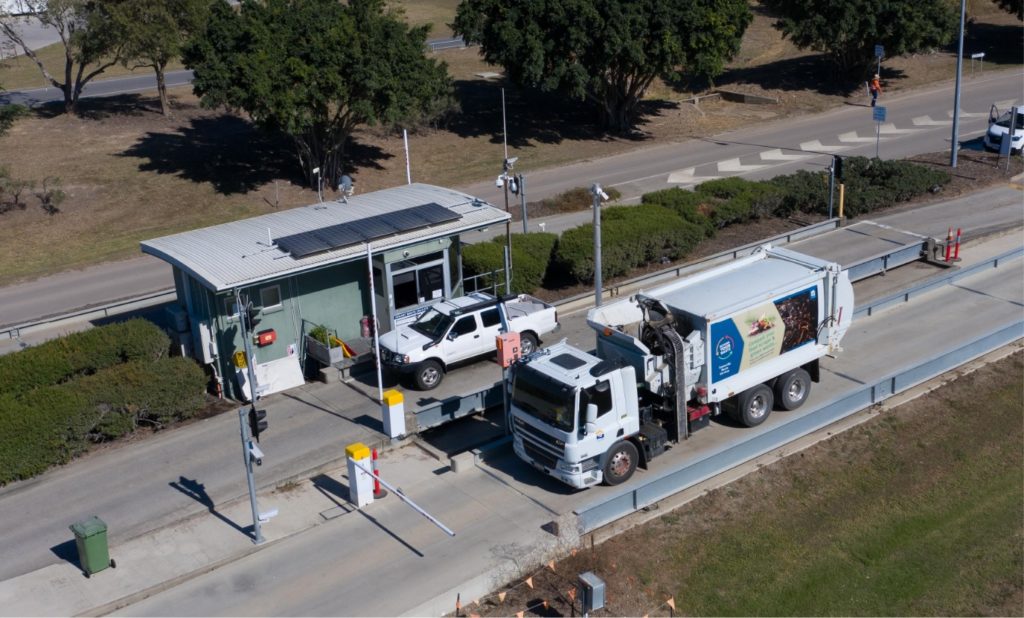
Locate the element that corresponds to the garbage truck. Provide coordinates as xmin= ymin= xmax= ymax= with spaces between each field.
xmin=508 ymin=245 xmax=854 ymax=489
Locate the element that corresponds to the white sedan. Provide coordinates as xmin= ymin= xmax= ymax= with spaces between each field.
xmin=983 ymin=106 xmax=1024 ymax=154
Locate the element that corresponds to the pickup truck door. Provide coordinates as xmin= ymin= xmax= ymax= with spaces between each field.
xmin=479 ymin=306 xmax=505 ymax=342
xmin=442 ymin=315 xmax=482 ymax=362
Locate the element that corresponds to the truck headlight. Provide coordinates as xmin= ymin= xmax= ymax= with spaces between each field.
xmin=556 ymin=460 xmax=581 ymax=473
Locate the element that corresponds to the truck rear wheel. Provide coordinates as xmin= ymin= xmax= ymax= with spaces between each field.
xmin=602 ymin=441 xmax=638 ymax=485
xmin=732 ymin=384 xmax=773 ymax=427
xmin=413 ymin=360 xmax=444 ymax=390
xmin=519 ymin=332 xmax=539 ymax=356
xmin=775 ymin=368 xmax=812 ymax=411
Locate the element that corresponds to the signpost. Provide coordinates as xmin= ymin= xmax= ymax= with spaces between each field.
xmin=873 ymin=106 xmax=887 ymax=159
xmin=874 ymin=44 xmax=884 ymax=75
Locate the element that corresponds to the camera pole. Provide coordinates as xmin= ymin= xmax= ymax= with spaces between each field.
xmin=238 ymin=407 xmax=264 ymax=544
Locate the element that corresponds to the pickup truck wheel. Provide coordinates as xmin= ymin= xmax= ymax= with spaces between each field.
xmin=413 ymin=360 xmax=444 ymax=390
xmin=775 ymin=368 xmax=811 ymax=411
xmin=602 ymin=441 xmax=638 ymax=485
xmin=519 ymin=332 xmax=539 ymax=356
xmin=733 ymin=384 xmax=773 ymax=427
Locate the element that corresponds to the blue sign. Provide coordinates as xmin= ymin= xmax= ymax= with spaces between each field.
xmin=874 ymin=44 xmax=884 ymax=58
xmin=873 ymin=106 xmax=887 ymax=123
xmin=710 ymin=318 xmax=743 ymax=383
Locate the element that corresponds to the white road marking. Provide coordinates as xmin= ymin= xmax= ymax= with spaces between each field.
xmin=912 ymin=115 xmax=948 ymax=126
xmin=666 ymin=167 xmax=719 ymax=185
xmin=878 ymin=123 xmax=921 ymax=135
xmin=717 ymin=157 xmax=771 ymax=173
xmin=838 ymin=131 xmax=879 ymax=143
xmin=800 ymin=140 xmax=848 ymax=153
xmin=759 ymin=148 xmax=813 ymax=162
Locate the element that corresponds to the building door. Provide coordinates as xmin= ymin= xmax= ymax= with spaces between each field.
xmin=385 ymin=250 xmax=450 ymax=329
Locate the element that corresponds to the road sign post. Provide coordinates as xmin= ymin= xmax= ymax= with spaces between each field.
xmin=874 ymin=44 xmax=884 ymax=75
xmin=873 ymin=106 xmax=887 ymax=159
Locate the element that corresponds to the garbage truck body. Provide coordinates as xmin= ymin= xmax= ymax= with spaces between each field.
xmin=509 ymin=245 xmax=854 ymax=489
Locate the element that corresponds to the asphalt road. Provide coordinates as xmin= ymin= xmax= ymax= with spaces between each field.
xmin=114 ymin=236 xmax=1023 ymax=616
xmin=0 ymin=70 xmax=1020 ymax=329
xmin=0 ymin=188 xmax=1019 ymax=586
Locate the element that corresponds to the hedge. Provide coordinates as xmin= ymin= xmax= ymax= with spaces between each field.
xmin=641 ymin=188 xmax=717 ymax=237
xmin=0 ymin=319 xmax=170 ymax=397
xmin=0 ymin=356 xmax=207 ymax=485
xmin=769 ymin=157 xmax=950 ymax=218
xmin=463 ymin=232 xmax=558 ymax=295
xmin=553 ymin=204 xmax=704 ymax=283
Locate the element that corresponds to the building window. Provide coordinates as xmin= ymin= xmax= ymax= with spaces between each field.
xmin=390 ymin=250 xmax=447 ymax=311
xmin=260 ymin=285 xmax=282 ymax=311
xmin=223 ymin=296 xmax=239 ymax=319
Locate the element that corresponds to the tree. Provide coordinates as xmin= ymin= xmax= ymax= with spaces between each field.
xmin=762 ymin=0 xmax=959 ymax=79
xmin=994 ymin=0 xmax=1023 ymax=20
xmin=0 ymin=0 xmax=124 ymax=114
xmin=106 ymin=0 xmax=210 ymax=116
xmin=183 ymin=0 xmax=453 ymax=189
xmin=452 ymin=0 xmax=751 ymax=133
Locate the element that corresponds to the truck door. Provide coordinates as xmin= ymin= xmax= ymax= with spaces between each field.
xmin=579 ymin=378 xmax=617 ymax=441
xmin=442 ymin=314 xmax=482 ymax=362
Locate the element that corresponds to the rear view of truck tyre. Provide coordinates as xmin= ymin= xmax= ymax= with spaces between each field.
xmin=732 ymin=384 xmax=774 ymax=427
xmin=603 ymin=441 xmax=639 ymax=485
xmin=413 ymin=360 xmax=444 ymax=390
xmin=775 ymin=368 xmax=812 ymax=411
xmin=519 ymin=332 xmax=539 ymax=356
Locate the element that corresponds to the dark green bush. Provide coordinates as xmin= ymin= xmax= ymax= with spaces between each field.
xmin=0 ymin=356 xmax=207 ymax=485
xmin=463 ymin=232 xmax=558 ymax=295
xmin=641 ymin=188 xmax=717 ymax=237
xmin=696 ymin=177 xmax=785 ymax=224
xmin=0 ymin=319 xmax=170 ymax=397
xmin=770 ymin=157 xmax=950 ymax=218
xmin=554 ymin=205 xmax=703 ymax=283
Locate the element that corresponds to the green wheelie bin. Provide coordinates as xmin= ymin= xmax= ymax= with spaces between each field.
xmin=69 ymin=516 xmax=115 ymax=577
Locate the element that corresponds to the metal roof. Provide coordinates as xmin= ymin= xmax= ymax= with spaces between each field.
xmin=141 ymin=183 xmax=510 ymax=292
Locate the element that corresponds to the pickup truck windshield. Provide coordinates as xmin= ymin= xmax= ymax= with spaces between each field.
xmin=411 ymin=308 xmax=453 ymax=339
xmin=511 ymin=366 xmax=576 ymax=432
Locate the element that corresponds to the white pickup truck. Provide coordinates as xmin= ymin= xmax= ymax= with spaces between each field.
xmin=378 ymin=292 xmax=559 ymax=390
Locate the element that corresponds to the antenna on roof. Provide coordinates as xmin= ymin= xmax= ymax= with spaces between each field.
xmin=267 ymin=228 xmax=274 ymax=247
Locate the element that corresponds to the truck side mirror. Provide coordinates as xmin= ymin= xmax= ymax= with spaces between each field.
xmin=446 ymin=331 xmax=457 ymax=341
xmin=585 ymin=403 xmax=598 ymax=435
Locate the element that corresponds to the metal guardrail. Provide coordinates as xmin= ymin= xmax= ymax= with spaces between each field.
xmin=854 ymin=246 xmax=1024 ymax=318
xmin=427 ymin=36 xmax=467 ymax=52
xmin=573 ymin=318 xmax=1023 ymax=533
xmin=0 ymin=289 xmax=177 ymax=341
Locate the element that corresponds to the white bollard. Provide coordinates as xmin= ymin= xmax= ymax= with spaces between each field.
xmin=381 ymin=389 xmax=406 ymax=439
xmin=345 ymin=442 xmax=374 ymax=507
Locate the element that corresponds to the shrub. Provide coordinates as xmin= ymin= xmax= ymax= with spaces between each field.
xmin=554 ymin=205 xmax=703 ymax=283
xmin=0 ymin=319 xmax=170 ymax=397
xmin=463 ymin=232 xmax=558 ymax=295
xmin=696 ymin=177 xmax=785 ymax=224
xmin=530 ymin=186 xmax=622 ymax=216
xmin=0 ymin=356 xmax=207 ymax=485
xmin=641 ymin=188 xmax=717 ymax=237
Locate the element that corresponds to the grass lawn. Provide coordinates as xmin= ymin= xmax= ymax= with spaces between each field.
xmin=473 ymin=352 xmax=1024 ymax=616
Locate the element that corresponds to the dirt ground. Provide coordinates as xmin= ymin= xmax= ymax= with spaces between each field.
xmin=458 ymin=352 xmax=1024 ymax=617
xmin=0 ymin=2 xmax=1019 ymax=285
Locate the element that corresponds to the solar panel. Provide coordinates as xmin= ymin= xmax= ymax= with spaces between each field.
xmin=275 ymin=202 xmax=462 ymax=259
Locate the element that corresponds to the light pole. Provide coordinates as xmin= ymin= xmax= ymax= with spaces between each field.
xmin=590 ymin=183 xmax=609 ymax=307
xmin=950 ymin=0 xmax=966 ymax=168
xmin=496 ymin=157 xmax=518 ymax=294
xmin=312 ymin=167 xmax=322 ymax=202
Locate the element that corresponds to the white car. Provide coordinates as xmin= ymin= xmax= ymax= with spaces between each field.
xmin=378 ymin=292 xmax=559 ymax=390
xmin=983 ymin=106 xmax=1023 ymax=154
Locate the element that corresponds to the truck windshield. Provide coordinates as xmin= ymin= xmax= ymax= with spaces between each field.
xmin=411 ymin=308 xmax=453 ymax=339
xmin=511 ymin=366 xmax=576 ymax=432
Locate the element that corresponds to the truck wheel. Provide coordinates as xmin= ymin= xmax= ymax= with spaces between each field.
xmin=602 ymin=441 xmax=638 ymax=485
xmin=775 ymin=368 xmax=812 ymax=411
xmin=519 ymin=332 xmax=539 ymax=356
xmin=413 ymin=360 xmax=444 ymax=390
xmin=733 ymin=384 xmax=773 ymax=427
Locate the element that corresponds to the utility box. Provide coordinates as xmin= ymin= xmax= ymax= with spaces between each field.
xmin=69 ymin=516 xmax=114 ymax=577
xmin=578 ymin=571 xmax=605 ymax=613
xmin=381 ymin=389 xmax=406 ymax=439
xmin=496 ymin=331 xmax=521 ymax=368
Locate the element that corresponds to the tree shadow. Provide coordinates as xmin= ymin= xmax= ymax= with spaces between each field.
xmin=712 ymin=54 xmax=895 ymax=97
xmin=119 ymin=114 xmax=391 ymax=195
xmin=960 ymin=21 xmax=1024 ymax=66
xmin=443 ymin=76 xmax=664 ymax=145
xmin=31 ymin=93 xmax=154 ymax=120
xmin=169 ymin=476 xmax=252 ymax=539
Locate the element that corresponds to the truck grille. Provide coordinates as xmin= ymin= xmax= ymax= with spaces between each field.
xmin=523 ymin=440 xmax=558 ymax=470
xmin=513 ymin=418 xmax=564 ymax=450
